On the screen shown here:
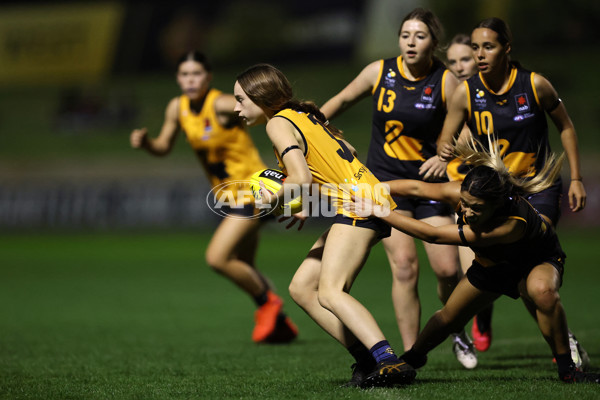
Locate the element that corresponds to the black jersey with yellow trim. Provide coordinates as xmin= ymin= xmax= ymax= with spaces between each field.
xmin=367 ymin=56 xmax=449 ymax=181
xmin=465 ymin=66 xmax=552 ymax=178
xmin=458 ymin=196 xmax=565 ymax=269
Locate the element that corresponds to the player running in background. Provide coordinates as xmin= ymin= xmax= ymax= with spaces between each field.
xmin=321 ymin=8 xmax=475 ymax=369
xmin=437 ymin=17 xmax=588 ymax=368
xmin=346 ymin=138 xmax=599 ymax=384
xmin=234 ymin=63 xmax=416 ymax=388
xmin=129 ymin=51 xmax=297 ymax=344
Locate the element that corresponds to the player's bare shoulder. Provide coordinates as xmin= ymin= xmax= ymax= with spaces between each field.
xmin=165 ymin=96 xmax=181 ymax=120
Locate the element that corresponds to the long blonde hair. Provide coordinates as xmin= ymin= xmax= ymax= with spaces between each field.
xmin=454 ymin=135 xmax=564 ymax=200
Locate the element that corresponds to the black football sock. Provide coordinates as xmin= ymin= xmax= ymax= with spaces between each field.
xmin=401 ymin=349 xmax=427 ymax=369
xmin=476 ymin=304 xmax=494 ymax=332
xmin=555 ymin=352 xmax=575 ymax=376
xmin=254 ymin=291 xmax=268 ymax=307
xmin=347 ymin=341 xmax=376 ymax=369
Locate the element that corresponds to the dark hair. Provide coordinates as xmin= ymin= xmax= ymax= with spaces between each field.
xmin=443 ymin=33 xmax=471 ymax=54
xmin=449 ymin=33 xmax=471 ymax=47
xmin=472 ymin=18 xmax=522 ymax=68
xmin=461 ymin=165 xmax=513 ymax=202
xmin=236 ymin=64 xmax=343 ymax=136
xmin=399 ymin=8 xmax=444 ymax=48
xmin=176 ymin=51 xmax=213 ymax=72
xmin=474 ymin=18 xmax=512 ymax=47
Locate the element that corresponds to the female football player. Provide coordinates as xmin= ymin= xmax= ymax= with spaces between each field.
xmin=445 ymin=33 xmax=494 ymax=354
xmin=346 ymin=139 xmax=599 ymax=384
xmin=233 ymin=63 xmax=416 ymax=388
xmin=436 ymin=17 xmax=588 ymax=367
xmin=446 ymin=33 xmax=477 ymax=82
xmin=129 ymin=51 xmax=297 ymax=344
xmin=321 ymin=8 xmax=475 ymax=369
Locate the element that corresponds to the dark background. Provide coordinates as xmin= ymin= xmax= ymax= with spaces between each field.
xmin=1 ymin=0 xmax=599 ymax=230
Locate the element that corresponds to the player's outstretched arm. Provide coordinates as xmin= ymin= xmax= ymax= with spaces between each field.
xmin=130 ymin=97 xmax=180 ymax=156
xmin=387 ymin=179 xmax=461 ymax=207
xmin=320 ymin=61 xmax=380 ymax=120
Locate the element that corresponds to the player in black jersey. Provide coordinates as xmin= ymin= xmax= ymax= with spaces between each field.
xmin=444 ymin=33 xmax=494 ymax=359
xmin=345 ymin=140 xmax=599 ymax=384
xmin=438 ymin=17 xmax=586 ymax=222
xmin=437 ymin=17 xmax=589 ymax=369
xmin=321 ymin=8 xmax=475 ymax=370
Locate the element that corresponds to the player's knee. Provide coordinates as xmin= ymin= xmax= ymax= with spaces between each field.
xmin=205 ymin=250 xmax=227 ymax=273
xmin=288 ymin=279 xmax=306 ymax=306
xmin=390 ymin=255 xmax=419 ymax=282
xmin=528 ymin=280 xmax=559 ymax=311
xmin=433 ymin=261 xmax=459 ymax=279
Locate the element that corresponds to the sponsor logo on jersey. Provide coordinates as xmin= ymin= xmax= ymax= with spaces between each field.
xmin=513 ymin=113 xmax=535 ymax=122
xmin=414 ymin=103 xmax=436 ymax=109
xmin=421 ymin=84 xmax=435 ymax=103
xmin=474 ymin=88 xmax=487 ymax=108
xmin=202 ymin=118 xmax=212 ymax=140
xmin=384 ymin=69 xmax=396 ymax=87
xmin=353 ymin=166 xmax=368 ymax=180
xmin=515 ymin=93 xmax=530 ymax=113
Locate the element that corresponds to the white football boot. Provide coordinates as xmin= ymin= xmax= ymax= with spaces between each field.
xmin=452 ymin=330 xmax=478 ymax=369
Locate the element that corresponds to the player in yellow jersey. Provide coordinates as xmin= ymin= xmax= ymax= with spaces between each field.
xmin=129 ymin=51 xmax=297 ymax=344
xmin=233 ymin=63 xmax=416 ymax=388
xmin=320 ymin=8 xmax=474 ymax=369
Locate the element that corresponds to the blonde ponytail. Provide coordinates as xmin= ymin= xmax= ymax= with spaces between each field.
xmin=454 ymin=134 xmax=564 ymax=196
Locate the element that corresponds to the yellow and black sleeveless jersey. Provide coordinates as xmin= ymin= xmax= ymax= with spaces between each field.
xmin=368 ymin=56 xmax=450 ymax=182
xmin=465 ymin=66 xmax=551 ymax=178
xmin=446 ymin=157 xmax=471 ymax=182
xmin=273 ymin=108 xmax=396 ymax=218
xmin=179 ymin=88 xmax=266 ymax=192
xmin=458 ymin=196 xmax=565 ymax=273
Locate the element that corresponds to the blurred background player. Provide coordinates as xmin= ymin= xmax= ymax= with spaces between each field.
xmin=129 ymin=51 xmax=297 ymax=344
xmin=321 ymin=8 xmax=476 ymax=369
xmin=234 ymin=63 xmax=416 ymax=388
xmin=437 ymin=18 xmax=589 ymax=368
xmin=446 ymin=33 xmax=477 ymax=81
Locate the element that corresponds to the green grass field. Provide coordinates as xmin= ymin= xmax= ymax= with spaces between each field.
xmin=2 ymin=225 xmax=599 ymax=399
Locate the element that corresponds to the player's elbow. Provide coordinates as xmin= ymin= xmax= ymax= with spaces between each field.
xmin=294 ymin=171 xmax=313 ymax=186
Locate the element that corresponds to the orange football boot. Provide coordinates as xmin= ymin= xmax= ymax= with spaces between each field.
xmin=252 ymin=291 xmax=283 ymax=343
xmin=471 ymin=316 xmax=492 ymax=352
